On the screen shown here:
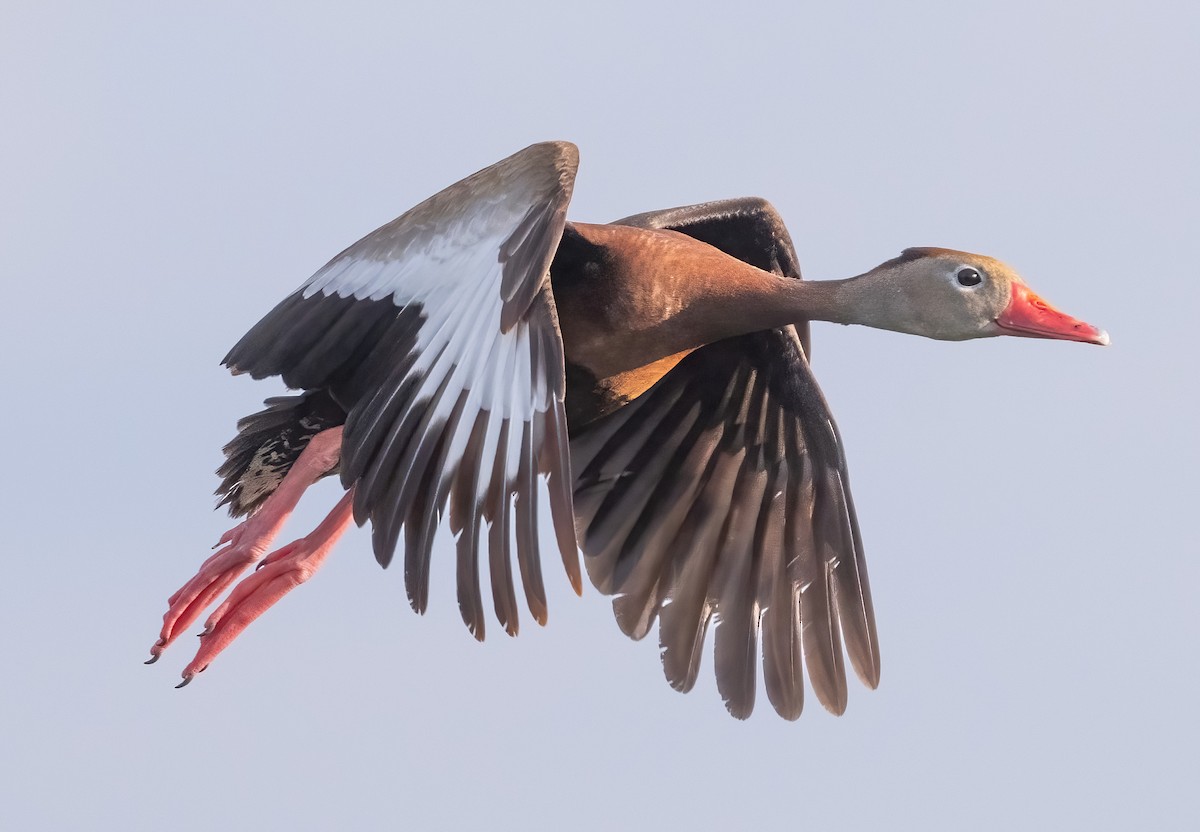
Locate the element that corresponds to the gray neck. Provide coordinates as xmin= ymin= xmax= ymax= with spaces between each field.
xmin=763 ymin=271 xmax=895 ymax=331
xmin=591 ymin=266 xmax=902 ymax=378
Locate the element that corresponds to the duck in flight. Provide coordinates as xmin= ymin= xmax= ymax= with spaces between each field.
xmin=147 ymin=141 xmax=1107 ymax=719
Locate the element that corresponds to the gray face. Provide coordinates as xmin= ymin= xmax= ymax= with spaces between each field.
xmin=877 ymin=248 xmax=1019 ymax=341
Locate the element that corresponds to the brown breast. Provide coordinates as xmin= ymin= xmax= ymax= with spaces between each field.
xmin=563 ymin=349 xmax=694 ymax=429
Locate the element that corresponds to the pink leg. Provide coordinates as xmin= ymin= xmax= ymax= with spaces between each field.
xmin=177 ymin=489 xmax=356 ymax=687
xmin=147 ymin=426 xmax=344 ymax=664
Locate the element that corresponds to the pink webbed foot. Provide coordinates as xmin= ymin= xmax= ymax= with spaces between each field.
xmin=147 ymin=426 xmax=345 ymax=665
xmin=178 ymin=490 xmax=356 ymax=687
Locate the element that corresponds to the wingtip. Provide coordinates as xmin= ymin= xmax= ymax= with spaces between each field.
xmin=776 ymin=703 xmax=804 ymax=722
xmin=723 ymin=700 xmax=755 ymax=721
xmin=821 ymin=696 xmax=848 ymax=717
xmin=406 ymin=592 xmax=428 ymax=616
xmin=846 ymin=644 xmax=882 ymax=690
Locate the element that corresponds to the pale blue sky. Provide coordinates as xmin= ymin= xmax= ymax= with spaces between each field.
xmin=2 ymin=1 xmax=1196 ymax=829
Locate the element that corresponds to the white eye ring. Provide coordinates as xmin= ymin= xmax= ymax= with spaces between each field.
xmin=956 ymin=267 xmax=983 ymax=288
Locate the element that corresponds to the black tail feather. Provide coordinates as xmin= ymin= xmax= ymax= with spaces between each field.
xmin=215 ymin=389 xmax=347 ymax=517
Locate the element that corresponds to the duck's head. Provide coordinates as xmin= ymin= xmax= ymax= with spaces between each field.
xmin=864 ymin=247 xmax=1109 ymax=346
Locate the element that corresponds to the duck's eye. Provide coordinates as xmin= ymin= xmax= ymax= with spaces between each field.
xmin=956 ymin=267 xmax=983 ymax=287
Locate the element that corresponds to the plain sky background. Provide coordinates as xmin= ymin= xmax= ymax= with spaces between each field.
xmin=2 ymin=1 xmax=1196 ymax=829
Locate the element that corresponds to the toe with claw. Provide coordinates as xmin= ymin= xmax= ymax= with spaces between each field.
xmin=172 ymin=491 xmax=355 ymax=686
xmin=147 ymin=515 xmax=284 ymax=663
xmin=146 ymin=426 xmax=347 ymax=676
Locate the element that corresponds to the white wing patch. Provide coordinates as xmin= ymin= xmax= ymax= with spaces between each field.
xmin=302 ymin=213 xmax=549 ymax=421
xmin=225 ymin=141 xmax=581 ymax=639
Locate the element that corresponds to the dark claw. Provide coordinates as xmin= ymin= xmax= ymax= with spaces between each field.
xmin=145 ymin=640 xmax=165 ymax=664
xmin=175 ymin=675 xmax=193 ymax=689
xmin=198 ymin=623 xmax=213 ymax=637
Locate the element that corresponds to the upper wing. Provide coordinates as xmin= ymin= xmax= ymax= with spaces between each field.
xmin=570 ymin=199 xmax=878 ymax=719
xmin=222 ymin=141 xmax=582 ymax=639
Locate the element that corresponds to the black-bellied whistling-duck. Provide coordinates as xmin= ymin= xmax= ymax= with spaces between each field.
xmin=147 ymin=141 xmax=1107 ymax=719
